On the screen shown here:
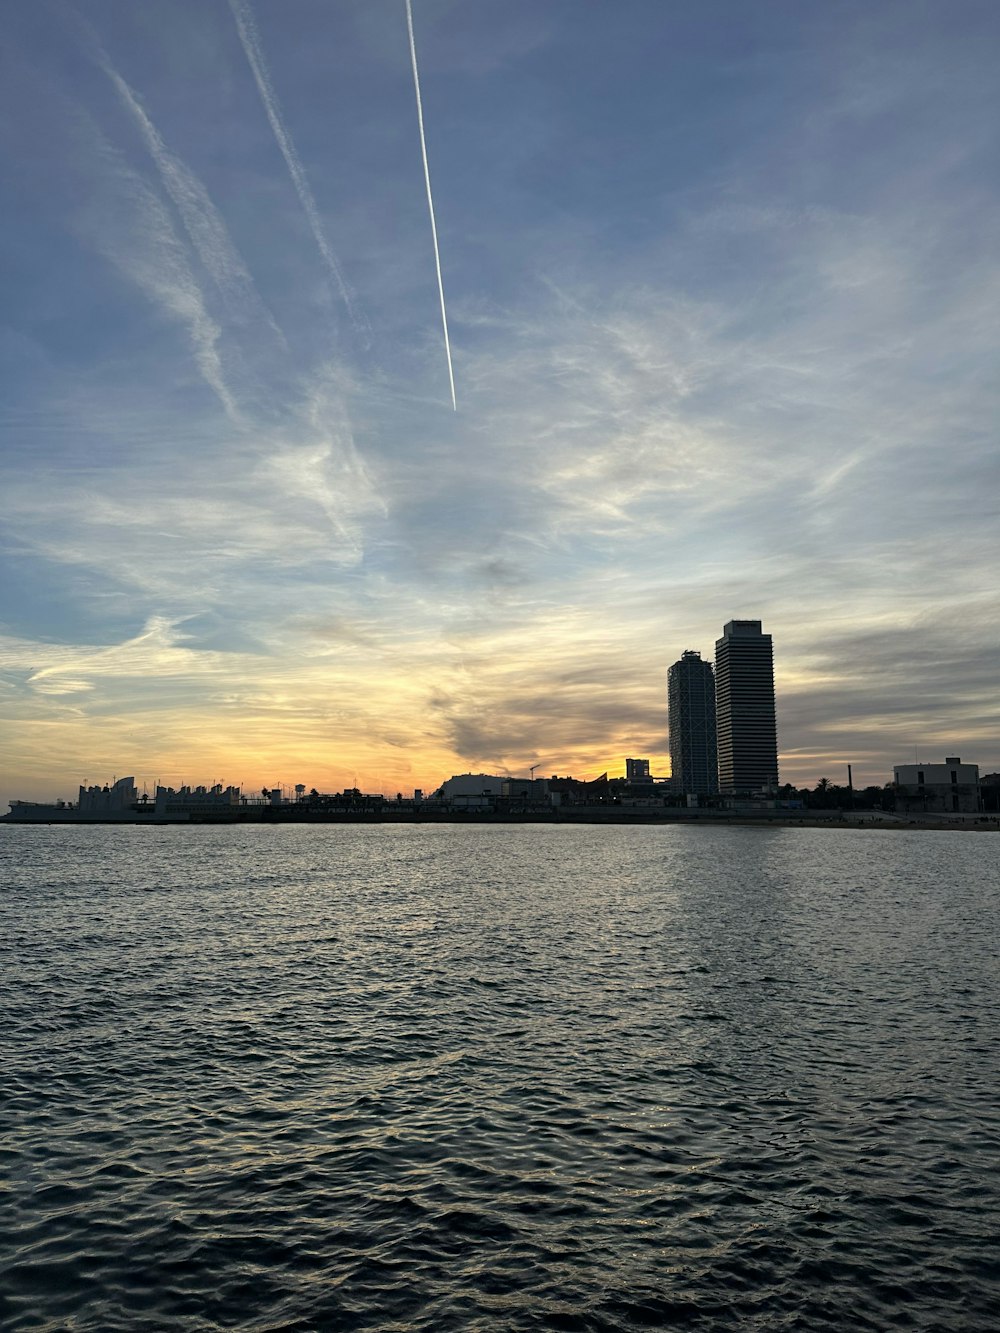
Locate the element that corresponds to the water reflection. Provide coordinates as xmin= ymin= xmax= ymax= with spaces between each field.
xmin=2 ymin=824 xmax=998 ymax=1330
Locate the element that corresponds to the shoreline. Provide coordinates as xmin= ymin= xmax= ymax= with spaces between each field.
xmin=3 ymin=810 xmax=998 ymax=831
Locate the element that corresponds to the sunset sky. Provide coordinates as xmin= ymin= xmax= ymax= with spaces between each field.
xmin=2 ymin=0 xmax=998 ymax=806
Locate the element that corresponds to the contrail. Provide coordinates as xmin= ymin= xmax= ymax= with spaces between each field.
xmin=226 ymin=0 xmax=365 ymax=336
xmin=405 ymin=0 xmax=457 ymax=410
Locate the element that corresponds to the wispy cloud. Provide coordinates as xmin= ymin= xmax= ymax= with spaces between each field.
xmin=102 ymin=59 xmax=287 ymax=351
xmin=97 ymin=168 xmax=240 ymax=420
xmin=226 ymin=0 xmax=366 ymax=338
xmin=59 ymin=89 xmax=242 ymax=422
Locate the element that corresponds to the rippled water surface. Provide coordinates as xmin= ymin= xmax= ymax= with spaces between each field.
xmin=2 ymin=824 xmax=999 ymax=1330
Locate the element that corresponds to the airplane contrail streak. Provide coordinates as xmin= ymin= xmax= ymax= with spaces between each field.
xmin=405 ymin=0 xmax=457 ymax=410
xmin=227 ymin=0 xmax=365 ymax=336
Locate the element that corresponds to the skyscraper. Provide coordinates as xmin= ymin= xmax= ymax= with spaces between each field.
xmin=667 ymin=650 xmax=718 ymax=795
xmin=714 ymin=620 xmax=778 ymax=794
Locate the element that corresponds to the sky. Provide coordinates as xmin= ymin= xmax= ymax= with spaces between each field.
xmin=1 ymin=0 xmax=998 ymax=805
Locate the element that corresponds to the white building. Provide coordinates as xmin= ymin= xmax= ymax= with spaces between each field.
xmin=438 ymin=774 xmax=506 ymax=800
xmin=78 ymin=777 xmax=138 ymax=813
xmin=893 ymin=757 xmax=981 ymax=814
xmin=433 ymin=773 xmax=506 ymax=809
xmin=154 ymin=783 xmax=242 ymax=817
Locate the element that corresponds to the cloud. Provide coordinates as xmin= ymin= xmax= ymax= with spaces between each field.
xmin=2 ymin=0 xmax=998 ymax=808
xmin=80 ymin=135 xmax=240 ymax=420
xmin=226 ymin=0 xmax=366 ymax=338
xmin=102 ymin=58 xmax=287 ymax=350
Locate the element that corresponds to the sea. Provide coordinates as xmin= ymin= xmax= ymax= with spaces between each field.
xmin=2 ymin=823 xmax=998 ymax=1331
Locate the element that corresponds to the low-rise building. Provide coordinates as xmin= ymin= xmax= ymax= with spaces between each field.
xmin=980 ymin=773 xmax=1000 ymax=814
xmin=437 ymin=773 xmax=506 ymax=803
xmin=892 ymin=757 xmax=981 ymax=814
xmin=79 ymin=777 xmax=139 ymax=813
xmin=429 ymin=773 xmax=504 ymax=811
xmin=154 ymin=783 xmax=243 ymax=818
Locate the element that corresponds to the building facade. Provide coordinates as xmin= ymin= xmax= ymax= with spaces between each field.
xmin=714 ymin=620 xmax=778 ymax=794
xmin=625 ymin=757 xmax=652 ymax=783
xmin=893 ymin=758 xmax=981 ymax=813
xmin=667 ymin=650 xmax=718 ymax=795
xmin=436 ymin=774 xmax=506 ymax=803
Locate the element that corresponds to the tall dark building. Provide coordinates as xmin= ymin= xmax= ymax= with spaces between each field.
xmin=667 ymin=650 xmax=718 ymax=795
xmin=714 ymin=620 xmax=778 ymax=794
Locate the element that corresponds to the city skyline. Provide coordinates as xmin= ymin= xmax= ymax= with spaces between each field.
xmin=2 ymin=1 xmax=999 ymax=809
